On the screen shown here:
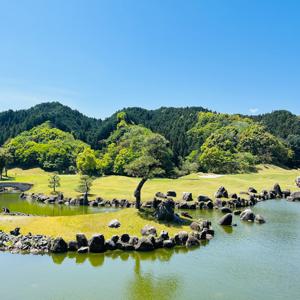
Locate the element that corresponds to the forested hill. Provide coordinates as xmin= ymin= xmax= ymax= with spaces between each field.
xmin=0 ymin=102 xmax=208 ymax=159
xmin=0 ymin=102 xmax=299 ymax=165
xmin=0 ymin=102 xmax=103 ymax=147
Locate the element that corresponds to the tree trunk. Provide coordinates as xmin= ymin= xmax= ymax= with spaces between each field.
xmin=5 ymin=167 xmax=7 ymax=177
xmin=134 ymin=178 xmax=147 ymax=209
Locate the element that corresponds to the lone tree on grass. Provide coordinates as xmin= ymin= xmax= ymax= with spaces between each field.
xmin=124 ymin=134 xmax=173 ymax=209
xmin=0 ymin=148 xmax=12 ymax=180
xmin=76 ymin=175 xmax=95 ymax=203
xmin=48 ymin=173 xmax=61 ymax=193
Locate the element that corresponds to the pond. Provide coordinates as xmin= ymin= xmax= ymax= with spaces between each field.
xmin=0 ymin=193 xmax=117 ymax=216
xmin=0 ymin=199 xmax=300 ymax=299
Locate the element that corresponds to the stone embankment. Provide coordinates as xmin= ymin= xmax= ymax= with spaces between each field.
xmin=0 ymin=221 xmax=214 ymax=255
xmin=18 ymin=183 xmax=294 ymax=212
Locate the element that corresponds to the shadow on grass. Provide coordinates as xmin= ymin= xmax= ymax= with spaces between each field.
xmin=137 ymin=208 xmax=193 ymax=229
xmin=0 ymin=176 xmax=16 ymax=181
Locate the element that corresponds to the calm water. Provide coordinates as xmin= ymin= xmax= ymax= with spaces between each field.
xmin=0 ymin=198 xmax=300 ymax=300
xmin=0 ymin=193 xmax=117 ymax=216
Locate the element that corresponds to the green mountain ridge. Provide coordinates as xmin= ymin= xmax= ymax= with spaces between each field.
xmin=0 ymin=102 xmax=300 ymax=167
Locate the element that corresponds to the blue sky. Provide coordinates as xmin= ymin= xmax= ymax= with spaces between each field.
xmin=0 ymin=0 xmax=299 ymax=118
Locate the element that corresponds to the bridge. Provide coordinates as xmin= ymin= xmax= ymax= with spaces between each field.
xmin=0 ymin=182 xmax=33 ymax=192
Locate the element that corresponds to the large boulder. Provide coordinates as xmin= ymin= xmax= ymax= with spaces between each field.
xmin=182 ymin=192 xmax=193 ymax=201
xmin=220 ymin=207 xmax=232 ymax=214
xmin=186 ymin=236 xmax=200 ymax=248
xmin=159 ymin=231 xmax=169 ymax=240
xmin=288 ymin=191 xmax=300 ymax=202
xmin=141 ymin=225 xmax=157 ymax=236
xmin=166 ymin=191 xmax=177 ymax=197
xmin=218 ymin=213 xmax=233 ymax=226
xmin=50 ymin=237 xmax=68 ymax=253
xmin=89 ymin=234 xmax=105 ymax=253
xmin=255 ymin=214 xmax=266 ymax=224
xmin=134 ymin=237 xmax=154 ymax=251
xmin=120 ymin=234 xmax=130 ymax=243
xmin=273 ymin=183 xmax=282 ymax=197
xmin=215 ymin=186 xmax=228 ymax=198
xmin=240 ymin=209 xmax=255 ymax=222
xmin=154 ymin=199 xmax=176 ymax=222
xmin=163 ymin=239 xmax=175 ymax=248
xmin=155 ymin=192 xmax=167 ymax=199
xmin=174 ymin=231 xmax=189 ymax=245
xmin=68 ymin=241 xmax=78 ymax=251
xmin=197 ymin=195 xmax=211 ymax=202
xmin=76 ymin=233 xmax=88 ymax=248
xmin=108 ymin=219 xmax=121 ymax=228
xmin=190 ymin=222 xmax=201 ymax=231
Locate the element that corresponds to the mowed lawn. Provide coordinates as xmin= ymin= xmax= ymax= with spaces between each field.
xmin=6 ymin=165 xmax=300 ymax=201
xmin=0 ymin=209 xmax=190 ymax=241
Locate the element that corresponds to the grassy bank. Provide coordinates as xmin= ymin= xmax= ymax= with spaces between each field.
xmin=5 ymin=165 xmax=300 ymax=201
xmin=0 ymin=208 xmax=190 ymax=241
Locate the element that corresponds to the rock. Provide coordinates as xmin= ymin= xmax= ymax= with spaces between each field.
xmin=218 ymin=213 xmax=233 ymax=226
xmin=111 ymin=235 xmax=119 ymax=243
xmin=10 ymin=227 xmax=20 ymax=236
xmin=50 ymin=237 xmax=68 ymax=253
xmin=240 ymin=209 xmax=255 ymax=222
xmin=273 ymin=183 xmax=282 ymax=197
xmin=141 ymin=225 xmax=157 ymax=236
xmin=155 ymin=192 xmax=167 ymax=199
xmin=167 ymin=191 xmax=176 ymax=197
xmin=108 ymin=219 xmax=121 ymax=228
xmin=174 ymin=231 xmax=189 ymax=245
xmin=76 ymin=233 xmax=88 ymax=248
xmin=287 ymin=191 xmax=300 ymax=201
xmin=180 ymin=211 xmax=193 ymax=219
xmin=200 ymin=220 xmax=211 ymax=229
xmin=190 ymin=222 xmax=201 ymax=231
xmin=220 ymin=207 xmax=232 ymax=214
xmin=89 ymin=234 xmax=105 ymax=253
xmin=233 ymin=210 xmax=242 ymax=216
xmin=255 ymin=214 xmax=266 ymax=224
xmin=215 ymin=186 xmax=228 ymax=198
xmin=2 ymin=207 xmax=10 ymax=213
xmin=120 ymin=234 xmax=130 ymax=243
xmin=197 ymin=195 xmax=211 ymax=202
xmin=68 ymin=241 xmax=78 ymax=251
xmin=182 ymin=192 xmax=193 ymax=201
xmin=230 ymin=193 xmax=238 ymax=199
xmin=186 ymin=236 xmax=200 ymax=247
xmin=134 ymin=237 xmax=154 ymax=251
xmin=248 ymin=187 xmax=257 ymax=193
xmin=206 ymin=201 xmax=214 ymax=209
xmin=159 ymin=231 xmax=169 ymax=240
xmin=105 ymin=240 xmax=117 ymax=250
xmin=77 ymin=246 xmax=89 ymax=253
xmin=163 ymin=239 xmax=175 ymax=248
xmin=154 ymin=199 xmax=177 ymax=222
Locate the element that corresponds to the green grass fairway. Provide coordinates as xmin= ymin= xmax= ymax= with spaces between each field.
xmin=0 ymin=209 xmax=190 ymax=241
xmin=5 ymin=165 xmax=300 ymax=201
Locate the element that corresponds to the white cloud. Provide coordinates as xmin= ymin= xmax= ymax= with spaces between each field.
xmin=249 ymin=108 xmax=259 ymax=114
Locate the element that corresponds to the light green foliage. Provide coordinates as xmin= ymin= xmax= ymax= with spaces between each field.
xmin=237 ymin=124 xmax=293 ymax=164
xmin=48 ymin=173 xmax=61 ymax=193
xmin=99 ymin=112 xmax=174 ymax=177
xmin=76 ymin=147 xmax=99 ymax=175
xmin=4 ymin=122 xmax=88 ymax=172
xmin=76 ymin=175 xmax=94 ymax=194
xmin=188 ymin=112 xmax=292 ymax=174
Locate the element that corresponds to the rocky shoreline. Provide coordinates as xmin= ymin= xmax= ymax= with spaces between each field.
xmin=18 ymin=183 xmax=300 ymax=213
xmin=0 ymin=220 xmax=214 ymax=255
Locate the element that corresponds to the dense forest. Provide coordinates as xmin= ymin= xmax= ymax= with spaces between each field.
xmin=0 ymin=102 xmax=299 ymax=176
